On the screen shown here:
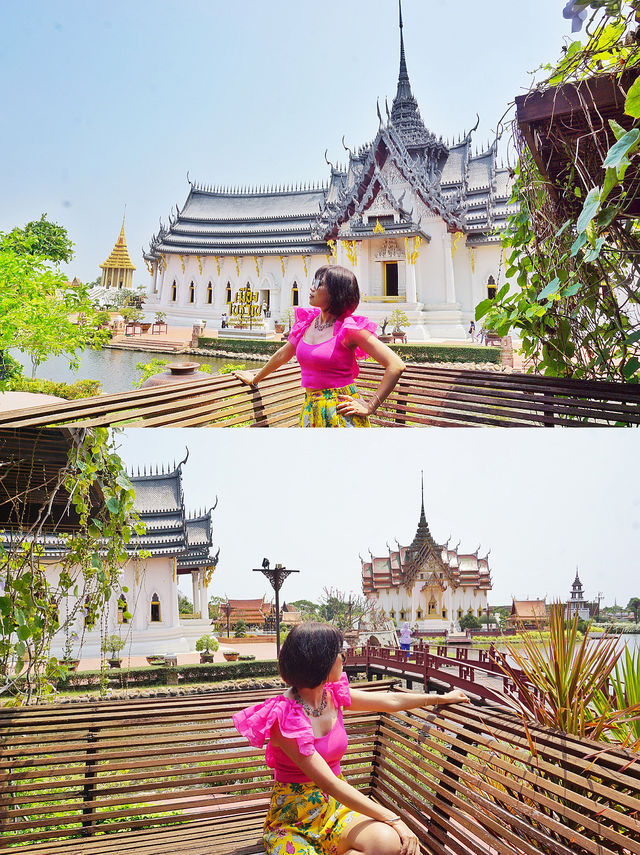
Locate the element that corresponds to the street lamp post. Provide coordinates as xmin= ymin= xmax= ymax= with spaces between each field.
xmin=222 ymin=601 xmax=231 ymax=639
xmin=253 ymin=559 xmax=299 ymax=657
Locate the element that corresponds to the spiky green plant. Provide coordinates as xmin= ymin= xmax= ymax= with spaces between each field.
xmin=496 ymin=604 xmax=640 ymax=742
xmin=592 ymin=645 xmax=640 ymax=751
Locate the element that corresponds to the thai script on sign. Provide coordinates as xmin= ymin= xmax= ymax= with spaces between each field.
xmin=229 ymin=284 xmax=263 ymax=326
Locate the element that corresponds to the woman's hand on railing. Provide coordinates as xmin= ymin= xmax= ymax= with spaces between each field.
xmin=440 ymin=689 xmax=470 ymax=705
xmin=234 ymin=370 xmax=258 ymax=386
xmin=390 ymin=819 xmax=420 ymax=855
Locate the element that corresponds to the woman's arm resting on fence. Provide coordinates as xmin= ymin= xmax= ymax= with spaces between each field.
xmin=348 ymin=688 xmax=470 ymax=712
xmin=234 ymin=342 xmax=296 ymax=386
xmin=269 ymin=721 xmax=418 ymax=855
xmin=336 ymin=330 xmax=405 ymax=418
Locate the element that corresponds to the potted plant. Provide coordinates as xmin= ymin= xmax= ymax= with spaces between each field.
xmin=379 ymin=317 xmax=392 ymax=343
xmin=102 ymin=634 xmax=126 ymax=669
xmin=223 ymin=650 xmax=239 ymax=661
xmin=195 ymin=633 xmax=219 ymax=663
xmin=274 ymin=318 xmax=285 ymax=334
xmin=146 ymin=655 xmax=165 ymax=666
xmin=60 ymin=630 xmax=80 ymax=670
xmin=155 ymin=311 xmax=167 ymax=324
xmin=389 ymin=309 xmax=410 ymax=337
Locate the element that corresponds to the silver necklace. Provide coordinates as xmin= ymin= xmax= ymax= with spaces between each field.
xmin=293 ymin=688 xmax=327 ymax=717
xmin=314 ymin=316 xmax=336 ymax=332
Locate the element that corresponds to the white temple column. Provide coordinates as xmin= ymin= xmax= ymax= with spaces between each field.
xmin=406 ymin=261 xmax=417 ymax=304
xmin=191 ymin=570 xmax=200 ymax=617
xmin=200 ymin=572 xmax=209 ymax=621
xmin=442 ymin=233 xmax=456 ymax=304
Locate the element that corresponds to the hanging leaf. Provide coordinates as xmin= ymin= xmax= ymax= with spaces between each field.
xmin=624 ymin=76 xmax=640 ymax=118
xmin=537 ymin=277 xmax=561 ymax=301
xmin=602 ymin=129 xmax=640 ymax=169
xmin=576 ymin=187 xmax=601 ymax=233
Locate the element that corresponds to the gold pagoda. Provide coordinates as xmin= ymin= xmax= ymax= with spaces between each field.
xmin=99 ymin=220 xmax=136 ymax=289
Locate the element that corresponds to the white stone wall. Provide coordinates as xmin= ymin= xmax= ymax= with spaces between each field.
xmin=367 ymin=577 xmax=488 ymax=632
xmin=44 ymin=557 xmax=212 ymax=658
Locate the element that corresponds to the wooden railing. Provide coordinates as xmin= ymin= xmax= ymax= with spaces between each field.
xmin=1 ymin=363 xmax=640 ymax=427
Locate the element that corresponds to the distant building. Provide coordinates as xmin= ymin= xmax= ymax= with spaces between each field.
xmin=143 ymin=3 xmax=514 ymax=340
xmin=100 ymin=219 xmax=136 ymax=290
xmin=40 ymin=454 xmax=218 ymax=658
xmin=219 ymin=597 xmax=272 ymax=630
xmin=281 ymin=602 xmax=302 ymax=627
xmin=506 ymin=599 xmax=548 ymax=630
xmin=566 ymin=569 xmax=592 ymax=621
xmin=361 ymin=481 xmax=492 ymax=632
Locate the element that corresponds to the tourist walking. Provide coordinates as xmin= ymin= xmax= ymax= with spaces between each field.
xmin=399 ymin=622 xmax=412 ymax=652
xmin=468 ymin=320 xmax=476 ymax=342
xmin=235 ymin=266 xmax=404 ymax=426
xmin=233 ymin=622 xmax=469 ymax=855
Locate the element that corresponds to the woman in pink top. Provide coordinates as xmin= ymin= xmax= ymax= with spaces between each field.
xmin=235 ymin=266 xmax=404 ymax=427
xmin=233 ymin=622 xmax=469 ymax=855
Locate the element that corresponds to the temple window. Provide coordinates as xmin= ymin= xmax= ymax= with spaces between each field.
xmin=117 ymin=597 xmax=129 ymax=625
xmin=442 ymin=608 xmax=447 ymax=619
xmin=384 ymin=262 xmax=399 ymax=297
xmin=226 ymin=282 xmax=232 ymax=303
xmin=457 ymin=608 xmax=463 ymax=620
xmin=171 ymin=281 xmax=177 ymax=302
xmin=428 ymin=599 xmax=437 ymax=615
xmin=416 ymin=609 xmax=423 ymax=620
xmin=399 ymin=610 xmax=406 ymax=621
xmin=487 ymin=275 xmax=497 ymax=300
xmin=189 ymin=281 xmax=195 ymax=303
xmin=292 ymin=281 xmax=299 ymax=306
xmin=150 ymin=594 xmax=161 ymax=623
xmin=389 ymin=610 xmax=396 ymax=620
xmin=207 ymin=282 xmax=213 ymax=304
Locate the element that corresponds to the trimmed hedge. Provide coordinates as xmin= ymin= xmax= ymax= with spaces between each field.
xmin=57 ymin=659 xmax=279 ymax=691
xmin=199 ymin=337 xmax=501 ymax=365
xmin=8 ymin=377 xmax=102 ymax=399
xmin=198 ymin=337 xmax=284 ymax=356
xmin=389 ymin=343 xmax=501 ymax=365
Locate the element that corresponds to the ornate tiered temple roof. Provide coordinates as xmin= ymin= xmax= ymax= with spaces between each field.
xmin=31 ymin=453 xmax=219 ymax=573
xmin=101 ymin=222 xmax=136 ymax=271
xmin=145 ymin=2 xmax=513 ymax=263
xmin=361 ymin=479 xmax=492 ymax=595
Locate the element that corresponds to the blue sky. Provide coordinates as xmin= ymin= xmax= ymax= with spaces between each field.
xmin=1 ymin=1 xmax=574 ymax=283
xmin=116 ymin=429 xmax=640 ymax=609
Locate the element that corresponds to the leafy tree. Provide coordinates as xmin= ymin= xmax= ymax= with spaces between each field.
xmin=0 ymin=227 xmax=110 ymax=381
xmin=627 ymin=596 xmax=640 ymax=622
xmin=101 ymin=634 xmax=126 ymax=661
xmin=389 ymin=309 xmax=410 ymax=331
xmin=208 ymin=595 xmax=226 ymax=621
xmin=459 ymin=613 xmax=482 ymax=630
xmin=178 ymin=594 xmax=193 ymax=614
xmin=290 ymin=599 xmax=322 ymax=621
xmin=477 ymin=3 xmax=640 ymax=382
xmin=195 ymin=634 xmax=218 ymax=653
xmin=0 ymin=429 xmax=145 ymax=702
xmin=5 ymin=213 xmax=74 ymax=263
xmin=318 ymin=587 xmax=368 ymax=632
xmin=233 ymin=619 xmax=247 ymax=638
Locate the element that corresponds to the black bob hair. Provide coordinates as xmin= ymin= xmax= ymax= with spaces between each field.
xmin=278 ymin=622 xmax=344 ymax=689
xmin=313 ymin=265 xmax=360 ymax=318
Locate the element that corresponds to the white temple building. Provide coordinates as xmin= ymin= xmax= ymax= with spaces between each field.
xmin=43 ymin=453 xmax=219 ymax=659
xmin=361 ymin=482 xmax=492 ymax=632
xmin=143 ymin=2 xmax=515 ymax=341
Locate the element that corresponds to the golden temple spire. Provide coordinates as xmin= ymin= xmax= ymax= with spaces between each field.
xmin=99 ymin=214 xmax=136 ymax=289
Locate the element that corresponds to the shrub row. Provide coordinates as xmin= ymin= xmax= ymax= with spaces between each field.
xmin=198 ymin=337 xmax=501 ymax=365
xmin=8 ymin=377 xmax=102 ymax=399
xmin=58 ymin=659 xmax=280 ymax=691
xmin=198 ymin=337 xmax=284 ymax=356
xmin=389 ymin=343 xmax=501 ymax=364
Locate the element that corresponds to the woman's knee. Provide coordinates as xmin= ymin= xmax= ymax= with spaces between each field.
xmin=344 ymin=820 xmax=401 ymax=855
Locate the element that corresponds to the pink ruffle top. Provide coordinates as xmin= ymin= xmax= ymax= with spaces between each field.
xmin=232 ymin=672 xmax=352 ymax=783
xmin=288 ymin=307 xmax=377 ymax=390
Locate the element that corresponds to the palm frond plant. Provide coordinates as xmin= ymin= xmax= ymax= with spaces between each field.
xmin=592 ymin=645 xmax=640 ymax=751
xmin=495 ymin=604 xmax=640 ymax=743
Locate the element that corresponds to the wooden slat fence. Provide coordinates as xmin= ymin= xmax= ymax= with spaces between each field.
xmin=1 ymin=363 xmax=640 ymax=427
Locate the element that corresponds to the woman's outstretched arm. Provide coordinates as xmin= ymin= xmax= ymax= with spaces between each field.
xmin=336 ymin=330 xmax=405 ymax=418
xmin=348 ymin=688 xmax=469 ymax=713
xmin=234 ymin=341 xmax=295 ymax=386
xmin=269 ymin=720 xmax=418 ymax=855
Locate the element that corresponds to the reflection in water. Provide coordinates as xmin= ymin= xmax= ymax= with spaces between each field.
xmin=11 ymin=348 xmax=263 ymax=395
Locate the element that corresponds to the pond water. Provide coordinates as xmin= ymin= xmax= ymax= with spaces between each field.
xmin=11 ymin=348 xmax=262 ymax=395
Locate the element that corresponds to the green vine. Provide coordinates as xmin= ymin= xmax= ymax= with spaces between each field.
xmin=0 ymin=428 xmax=145 ymax=704
xmin=478 ymin=1 xmax=640 ymax=381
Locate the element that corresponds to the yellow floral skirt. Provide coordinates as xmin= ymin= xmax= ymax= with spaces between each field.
xmin=299 ymin=385 xmax=370 ymax=428
xmin=264 ymin=780 xmax=357 ymax=855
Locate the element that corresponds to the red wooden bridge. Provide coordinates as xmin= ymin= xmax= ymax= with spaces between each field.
xmin=344 ymin=643 xmax=528 ymax=705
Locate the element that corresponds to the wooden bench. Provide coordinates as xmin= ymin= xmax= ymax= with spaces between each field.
xmin=0 ymin=363 xmax=639 ymax=427
xmin=1 ymin=683 xmax=638 ymax=854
